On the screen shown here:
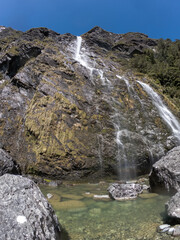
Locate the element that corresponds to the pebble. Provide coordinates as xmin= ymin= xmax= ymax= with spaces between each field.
xmin=158 ymin=224 xmax=170 ymax=232
xmin=93 ymin=195 xmax=110 ymax=199
xmin=173 ymin=225 xmax=180 ymax=236
xmin=168 ymin=227 xmax=174 ymax=235
xmin=47 ymin=193 xmax=53 ymax=199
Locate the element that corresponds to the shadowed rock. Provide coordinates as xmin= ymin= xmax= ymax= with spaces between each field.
xmin=166 ymin=191 xmax=180 ymax=224
xmin=0 ymin=148 xmax=19 ymax=176
xmin=149 ymin=146 xmax=180 ymax=193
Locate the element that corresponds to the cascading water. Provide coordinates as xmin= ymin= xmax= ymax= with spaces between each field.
xmin=97 ymin=134 xmax=104 ymax=174
xmin=74 ymin=36 xmax=129 ymax=178
xmin=74 ymin=36 xmax=111 ymax=87
xmin=114 ymin=123 xmax=130 ymax=180
xmin=116 ymin=75 xmax=145 ymax=108
xmin=116 ymin=75 xmax=131 ymax=92
xmin=74 ymin=37 xmax=175 ymax=181
xmin=0 ymin=26 xmax=5 ymax=33
xmin=75 ymin=36 xmax=94 ymax=75
xmin=138 ymin=81 xmax=180 ymax=143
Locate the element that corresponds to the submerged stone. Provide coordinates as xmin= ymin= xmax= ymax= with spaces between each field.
xmin=82 ymin=192 xmax=95 ymax=198
xmin=47 ymin=193 xmax=53 ymax=199
xmin=139 ymin=193 xmax=158 ymax=199
xmin=89 ymin=208 xmax=102 ymax=216
xmin=51 ymin=200 xmax=86 ymax=210
xmin=48 ymin=193 xmax=62 ymax=206
xmin=61 ymin=193 xmax=84 ymax=200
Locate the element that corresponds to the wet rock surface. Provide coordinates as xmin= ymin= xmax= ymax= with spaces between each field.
xmin=107 ymin=183 xmax=143 ymax=200
xmin=149 ymin=146 xmax=180 ymax=193
xmin=0 ymin=148 xmax=19 ymax=175
xmin=0 ymin=174 xmax=61 ymax=240
xmin=0 ymin=26 xmax=179 ymax=179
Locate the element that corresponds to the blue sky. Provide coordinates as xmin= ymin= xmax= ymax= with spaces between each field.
xmin=0 ymin=0 xmax=179 ymax=40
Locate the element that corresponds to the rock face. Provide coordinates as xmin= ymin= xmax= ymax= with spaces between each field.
xmin=165 ymin=191 xmax=180 ymax=223
xmin=107 ymin=183 xmax=143 ymax=200
xmin=0 ymin=26 xmax=179 ymax=179
xmin=0 ymin=148 xmax=19 ymax=175
xmin=149 ymin=146 xmax=180 ymax=193
xmin=0 ymin=174 xmax=61 ymax=239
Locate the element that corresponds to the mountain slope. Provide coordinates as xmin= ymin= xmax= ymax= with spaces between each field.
xmin=0 ymin=26 xmax=179 ymax=180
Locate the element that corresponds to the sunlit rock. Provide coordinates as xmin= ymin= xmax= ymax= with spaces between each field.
xmin=0 ymin=174 xmax=61 ymax=239
xmin=107 ymin=183 xmax=143 ymax=200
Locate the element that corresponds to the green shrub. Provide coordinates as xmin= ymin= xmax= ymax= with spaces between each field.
xmin=129 ymin=39 xmax=180 ymax=107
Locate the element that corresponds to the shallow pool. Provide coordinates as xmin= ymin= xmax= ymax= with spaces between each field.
xmin=40 ymin=182 xmax=170 ymax=240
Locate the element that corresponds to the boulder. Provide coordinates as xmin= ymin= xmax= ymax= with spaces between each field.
xmin=165 ymin=191 xmax=180 ymax=224
xmin=0 ymin=174 xmax=61 ymax=239
xmin=149 ymin=146 xmax=180 ymax=193
xmin=0 ymin=148 xmax=19 ymax=176
xmin=107 ymin=183 xmax=143 ymax=200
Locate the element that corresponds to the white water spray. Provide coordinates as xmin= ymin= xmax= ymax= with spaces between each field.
xmin=116 ymin=75 xmax=131 ymax=92
xmin=75 ymin=36 xmax=94 ymax=75
xmin=138 ymin=81 xmax=180 ymax=143
xmin=0 ymin=26 xmax=5 ymax=33
xmin=74 ymin=36 xmax=111 ymax=87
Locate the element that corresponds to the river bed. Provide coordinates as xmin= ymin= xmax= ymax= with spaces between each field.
xmin=40 ymin=181 xmax=170 ymax=240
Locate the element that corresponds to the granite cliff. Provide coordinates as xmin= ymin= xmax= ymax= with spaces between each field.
xmin=0 ymin=26 xmax=179 ymax=180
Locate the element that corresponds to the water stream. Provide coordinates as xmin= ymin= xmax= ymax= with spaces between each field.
xmin=138 ymin=81 xmax=180 ymax=143
xmin=74 ymin=36 xmax=111 ymax=87
xmin=75 ymin=36 xmax=94 ymax=75
xmin=74 ymin=37 xmax=133 ymax=179
xmin=73 ymin=37 xmax=180 ymax=181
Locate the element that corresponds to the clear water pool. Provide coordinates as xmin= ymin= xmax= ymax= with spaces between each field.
xmin=40 ymin=182 xmax=170 ymax=240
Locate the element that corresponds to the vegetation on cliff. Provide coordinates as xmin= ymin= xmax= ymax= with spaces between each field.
xmin=0 ymin=26 xmax=179 ymax=180
xmin=130 ymin=39 xmax=180 ymax=108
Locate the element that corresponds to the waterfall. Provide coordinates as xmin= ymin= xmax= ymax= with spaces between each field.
xmin=74 ymin=36 xmax=111 ymax=87
xmin=116 ymin=75 xmax=131 ymax=92
xmin=75 ymin=36 xmax=82 ymax=61
xmin=74 ymin=36 xmax=94 ymax=74
xmin=110 ymin=111 xmax=132 ymax=180
xmin=138 ymin=81 xmax=180 ymax=143
xmin=97 ymin=134 xmax=104 ymax=174
xmin=0 ymin=26 xmax=5 ymax=33
xmin=73 ymin=37 xmax=138 ymax=180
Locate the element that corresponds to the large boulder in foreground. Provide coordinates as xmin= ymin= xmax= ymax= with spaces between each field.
xmin=107 ymin=183 xmax=143 ymax=200
xmin=149 ymin=146 xmax=180 ymax=193
xmin=165 ymin=191 xmax=180 ymax=223
xmin=0 ymin=148 xmax=19 ymax=176
xmin=0 ymin=174 xmax=61 ymax=240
